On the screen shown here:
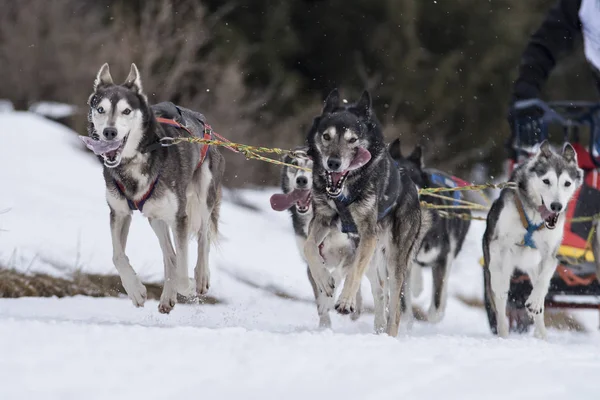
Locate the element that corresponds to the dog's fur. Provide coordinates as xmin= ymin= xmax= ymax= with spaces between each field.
xmin=389 ymin=140 xmax=471 ymax=323
xmin=304 ymin=89 xmax=430 ymax=336
xmin=87 ymin=63 xmax=224 ymax=313
xmin=278 ymin=148 xmax=361 ymax=328
xmin=483 ymin=141 xmax=582 ymax=338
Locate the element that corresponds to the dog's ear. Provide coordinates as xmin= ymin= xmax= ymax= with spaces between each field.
xmin=123 ymin=63 xmax=144 ymax=96
xmin=94 ymin=63 xmax=113 ymax=90
xmin=408 ymin=145 xmax=424 ymax=168
xmin=388 ymin=138 xmax=402 ymax=160
xmin=538 ymin=140 xmax=553 ymax=159
xmin=352 ymin=90 xmax=372 ymax=120
xmin=562 ymin=143 xmax=577 ymax=164
xmin=322 ymin=89 xmax=340 ymax=114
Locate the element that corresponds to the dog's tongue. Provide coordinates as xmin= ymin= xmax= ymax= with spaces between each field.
xmin=270 ymin=189 xmax=310 ymax=211
xmin=348 ymin=147 xmax=372 ymax=170
xmin=330 ymin=148 xmax=372 ymax=186
xmin=538 ymin=205 xmax=557 ymax=221
xmin=79 ymin=136 xmax=122 ymax=156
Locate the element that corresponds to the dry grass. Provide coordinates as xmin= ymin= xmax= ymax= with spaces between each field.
xmin=0 ymin=268 xmax=220 ymax=305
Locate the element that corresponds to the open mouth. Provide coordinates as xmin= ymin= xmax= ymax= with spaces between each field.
xmin=80 ymin=134 xmax=128 ymax=169
xmin=324 ymin=147 xmax=371 ymax=198
xmin=538 ymin=202 xmax=559 ymax=230
xmin=296 ymin=191 xmax=312 ymax=214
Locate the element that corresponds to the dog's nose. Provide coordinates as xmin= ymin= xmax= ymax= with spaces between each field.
xmin=327 ymin=157 xmax=342 ymax=171
xmin=103 ymin=127 xmax=118 ymax=140
xmin=296 ymin=176 xmax=308 ymax=187
xmin=550 ymin=202 xmax=563 ymax=212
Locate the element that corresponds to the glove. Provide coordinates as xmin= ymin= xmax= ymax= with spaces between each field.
xmin=507 ymin=99 xmax=546 ymax=148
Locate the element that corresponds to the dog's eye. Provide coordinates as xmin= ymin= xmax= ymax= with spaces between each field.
xmin=323 ymin=133 xmax=331 ymax=141
xmin=543 ymin=179 xmax=550 ymax=185
xmin=565 ymin=181 xmax=572 ymax=187
xmin=348 ymin=137 xmax=357 ymax=143
xmin=123 ymin=108 xmax=131 ymax=115
xmin=97 ymin=106 xmax=105 ymax=114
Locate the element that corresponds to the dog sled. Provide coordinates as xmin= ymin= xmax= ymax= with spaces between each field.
xmin=483 ymin=99 xmax=600 ymax=334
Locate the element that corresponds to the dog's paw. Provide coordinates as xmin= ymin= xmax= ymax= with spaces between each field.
xmin=121 ymin=274 xmax=147 ymax=307
xmin=158 ymin=285 xmax=177 ymax=314
xmin=314 ymin=270 xmax=335 ymax=297
xmin=335 ymin=294 xmax=356 ymax=315
xmin=533 ymin=325 xmax=548 ymax=340
xmin=427 ymin=306 xmax=444 ymax=324
xmin=525 ymin=298 xmax=544 ymax=316
xmin=195 ymin=269 xmax=210 ymax=296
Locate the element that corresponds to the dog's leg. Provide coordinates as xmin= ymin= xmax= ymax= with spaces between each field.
xmin=428 ymin=254 xmax=452 ymax=323
xmin=195 ymin=222 xmax=211 ymax=296
xmin=307 ymin=265 xmax=332 ymax=329
xmin=488 ymin=247 xmax=511 ymax=338
xmin=526 ymin=255 xmax=556 ymax=339
xmin=335 ymin=234 xmax=377 ymax=315
xmin=304 ymin=219 xmax=335 ymax=297
xmin=385 ymin=254 xmax=408 ymax=337
xmin=399 ymin=275 xmax=414 ymax=331
xmin=351 ymin=286 xmax=363 ymax=321
xmin=366 ymin=261 xmax=386 ymax=333
xmin=111 ymin=211 xmax=147 ymax=307
xmin=158 ymin=215 xmax=188 ymax=314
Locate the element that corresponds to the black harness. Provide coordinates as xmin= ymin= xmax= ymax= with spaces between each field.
xmin=332 ymin=166 xmax=401 ymax=234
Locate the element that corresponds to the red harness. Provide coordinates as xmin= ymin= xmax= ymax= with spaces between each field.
xmin=114 ymin=117 xmax=212 ymax=212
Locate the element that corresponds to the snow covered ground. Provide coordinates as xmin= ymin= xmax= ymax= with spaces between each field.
xmin=1 ymin=112 xmax=599 ymax=399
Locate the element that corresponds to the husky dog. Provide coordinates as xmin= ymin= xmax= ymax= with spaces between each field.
xmin=83 ymin=63 xmax=224 ymax=313
xmin=304 ymin=89 xmax=429 ymax=336
xmin=270 ymin=148 xmax=361 ymax=328
xmin=483 ymin=141 xmax=582 ymax=338
xmin=389 ymin=139 xmax=471 ymax=323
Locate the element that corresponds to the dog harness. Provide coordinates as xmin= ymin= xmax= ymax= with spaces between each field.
xmin=332 ymin=165 xmax=401 ymax=234
xmin=514 ymin=195 xmax=545 ymax=249
xmin=113 ymin=117 xmax=211 ymax=212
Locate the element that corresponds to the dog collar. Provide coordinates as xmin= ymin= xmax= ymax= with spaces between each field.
xmin=515 ymin=194 xmax=545 ymax=249
xmin=114 ymin=175 xmax=160 ymax=212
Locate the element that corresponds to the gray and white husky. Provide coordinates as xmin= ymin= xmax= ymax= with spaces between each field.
xmin=304 ymin=89 xmax=430 ymax=336
xmin=389 ymin=139 xmax=471 ymax=323
xmin=270 ymin=148 xmax=361 ymax=328
xmin=483 ymin=141 xmax=582 ymax=338
xmin=83 ymin=63 xmax=225 ymax=313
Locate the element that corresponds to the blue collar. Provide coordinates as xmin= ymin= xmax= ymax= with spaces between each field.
xmin=515 ymin=195 xmax=545 ymax=249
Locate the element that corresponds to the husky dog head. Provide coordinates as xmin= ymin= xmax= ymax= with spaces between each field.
xmin=84 ymin=63 xmax=149 ymax=168
xmin=517 ymin=140 xmax=583 ymax=229
xmin=388 ymin=138 xmax=426 ymax=189
xmin=308 ymin=89 xmax=383 ymax=197
xmin=270 ymin=147 xmax=314 ymax=214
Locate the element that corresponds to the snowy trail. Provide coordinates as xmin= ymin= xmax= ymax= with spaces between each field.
xmin=2 ymin=297 xmax=600 ymax=400
xmin=2 ymin=112 xmax=600 ymax=399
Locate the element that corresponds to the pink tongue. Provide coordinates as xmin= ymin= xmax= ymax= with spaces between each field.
xmin=538 ymin=205 xmax=556 ymax=220
xmin=348 ymin=147 xmax=371 ymax=170
xmin=79 ymin=136 xmax=122 ymax=155
xmin=270 ymin=189 xmax=310 ymax=211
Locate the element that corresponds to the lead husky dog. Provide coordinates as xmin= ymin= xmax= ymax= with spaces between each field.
xmin=305 ymin=89 xmax=429 ymax=336
xmin=483 ymin=141 xmax=582 ymax=338
xmin=389 ymin=139 xmax=471 ymax=323
xmin=270 ymin=148 xmax=361 ymax=328
xmin=83 ymin=63 xmax=224 ymax=313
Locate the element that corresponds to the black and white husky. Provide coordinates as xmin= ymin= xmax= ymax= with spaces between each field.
xmin=304 ymin=89 xmax=430 ymax=336
xmin=389 ymin=139 xmax=471 ymax=323
xmin=483 ymin=141 xmax=582 ymax=338
xmin=82 ymin=63 xmax=225 ymax=313
xmin=270 ymin=148 xmax=361 ymax=328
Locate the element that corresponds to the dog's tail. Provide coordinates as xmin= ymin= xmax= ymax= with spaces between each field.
xmin=412 ymin=208 xmax=433 ymax=260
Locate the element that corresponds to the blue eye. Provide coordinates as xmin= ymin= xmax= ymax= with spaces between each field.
xmin=97 ymin=106 xmax=105 ymax=114
xmin=123 ymin=108 xmax=131 ymax=115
